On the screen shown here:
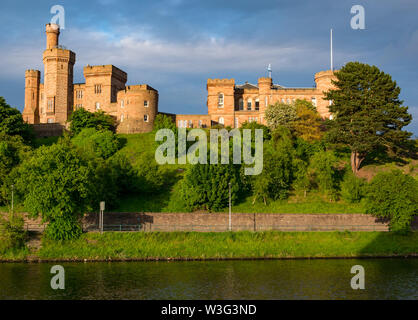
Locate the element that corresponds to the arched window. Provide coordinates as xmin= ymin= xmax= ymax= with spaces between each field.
xmin=120 ymin=114 xmax=124 ymax=122
xmin=247 ymin=99 xmax=252 ymax=110
xmin=95 ymin=102 xmax=100 ymax=110
xmin=311 ymin=97 xmax=317 ymax=107
xmin=144 ymin=114 xmax=149 ymax=122
xmin=239 ymin=98 xmax=244 ymax=110
xmin=121 ymin=100 xmax=124 ymax=108
xmin=218 ymin=117 xmax=224 ymax=125
xmin=255 ymin=98 xmax=260 ymax=110
xmin=218 ymin=93 xmax=224 ymax=107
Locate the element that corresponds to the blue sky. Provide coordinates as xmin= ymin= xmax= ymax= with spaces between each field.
xmin=1 ymin=0 xmax=417 ymax=136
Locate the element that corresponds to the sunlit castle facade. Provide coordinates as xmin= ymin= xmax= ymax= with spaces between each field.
xmin=23 ymin=23 xmax=158 ymax=133
xmin=23 ymin=23 xmax=336 ymax=133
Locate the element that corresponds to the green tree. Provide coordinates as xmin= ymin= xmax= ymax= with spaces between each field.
xmin=0 ymin=97 xmax=33 ymax=143
xmin=69 ymin=108 xmax=116 ymax=135
xmin=179 ymin=163 xmax=241 ymax=212
xmin=72 ymin=128 xmax=121 ymax=159
xmin=340 ymin=172 xmax=366 ymax=203
xmin=265 ymin=102 xmax=297 ymax=130
xmin=252 ymin=126 xmax=294 ymax=204
xmin=325 ymin=62 xmax=412 ymax=174
xmin=365 ymin=170 xmax=418 ymax=233
xmin=309 ymin=150 xmax=339 ymax=200
xmin=293 ymin=99 xmax=323 ymax=142
xmin=153 ymin=114 xmax=177 ymax=132
xmin=240 ymin=121 xmax=271 ymax=140
xmin=15 ymin=138 xmax=95 ymax=240
xmin=0 ymin=133 xmax=31 ymax=206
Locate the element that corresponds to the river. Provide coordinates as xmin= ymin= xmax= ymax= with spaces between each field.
xmin=0 ymin=259 xmax=416 ymax=299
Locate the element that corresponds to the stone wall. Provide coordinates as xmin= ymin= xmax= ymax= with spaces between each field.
xmin=80 ymin=212 xmax=418 ymax=232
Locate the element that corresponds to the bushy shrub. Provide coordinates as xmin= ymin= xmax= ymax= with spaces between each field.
xmin=72 ymin=128 xmax=120 ymax=159
xmin=252 ymin=127 xmax=294 ymax=203
xmin=0 ymin=96 xmax=34 ymax=143
xmin=265 ymin=102 xmax=297 ymax=130
xmin=0 ymin=133 xmax=31 ymax=205
xmin=0 ymin=214 xmax=27 ymax=253
xmin=179 ymin=163 xmax=241 ymax=212
xmin=16 ymin=138 xmax=95 ymax=240
xmin=69 ymin=108 xmax=115 ymax=135
xmin=340 ymin=172 xmax=366 ymax=203
xmin=44 ymin=216 xmax=83 ymax=241
xmin=240 ymin=121 xmax=271 ymax=140
xmin=308 ymin=150 xmax=339 ymax=199
xmin=365 ymin=170 xmax=418 ymax=233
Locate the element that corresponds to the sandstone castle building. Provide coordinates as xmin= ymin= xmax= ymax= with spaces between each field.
xmin=23 ymin=23 xmax=336 ymax=133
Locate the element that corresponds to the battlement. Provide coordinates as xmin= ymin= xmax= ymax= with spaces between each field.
xmin=207 ymin=78 xmax=235 ymax=85
xmin=25 ymin=69 xmax=41 ymax=77
xmin=122 ymin=84 xmax=157 ymax=93
xmin=83 ymin=64 xmax=127 ymax=83
xmin=314 ymin=70 xmax=336 ymax=80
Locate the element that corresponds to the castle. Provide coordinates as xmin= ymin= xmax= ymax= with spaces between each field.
xmin=23 ymin=23 xmax=336 ymax=133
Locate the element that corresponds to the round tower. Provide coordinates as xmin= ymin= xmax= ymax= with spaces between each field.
xmin=45 ymin=23 xmax=60 ymax=49
xmin=116 ymin=85 xmax=159 ymax=133
xmin=314 ymin=70 xmax=338 ymax=119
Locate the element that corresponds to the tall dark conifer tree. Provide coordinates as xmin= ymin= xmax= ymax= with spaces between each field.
xmin=325 ymin=62 xmax=412 ymax=174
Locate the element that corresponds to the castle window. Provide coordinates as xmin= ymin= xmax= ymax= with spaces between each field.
xmin=121 ymin=100 xmax=124 ymax=108
xmin=247 ymin=99 xmax=252 ymax=110
xmin=189 ymin=120 xmax=193 ymax=128
xmin=47 ymin=97 xmax=54 ymax=111
xmin=121 ymin=114 xmax=124 ymax=122
xmin=234 ymin=117 xmax=239 ymax=128
xmin=255 ymin=98 xmax=260 ymax=111
xmin=95 ymin=102 xmax=100 ymax=110
xmin=238 ymin=98 xmax=244 ymax=111
xmin=94 ymin=85 xmax=102 ymax=94
xmin=281 ymin=98 xmax=285 ymax=103
xmin=144 ymin=100 xmax=149 ymax=107
xmin=265 ymin=96 xmax=268 ymax=107
xmin=329 ymin=100 xmax=333 ymax=106
xmin=286 ymin=98 xmax=290 ymax=104
xmin=47 ymin=118 xmax=53 ymax=123
xmin=311 ymin=97 xmax=317 ymax=107
xmin=218 ymin=93 xmax=224 ymax=108
xmin=76 ymin=90 xmax=83 ymax=99
xmin=198 ymin=120 xmax=202 ymax=128
xmin=218 ymin=117 xmax=224 ymax=125
xmin=144 ymin=115 xmax=149 ymax=122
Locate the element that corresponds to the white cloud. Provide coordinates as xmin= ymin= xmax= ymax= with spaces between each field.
xmin=0 ymin=26 xmax=360 ymax=82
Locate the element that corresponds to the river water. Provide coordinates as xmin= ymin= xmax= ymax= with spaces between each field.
xmin=0 ymin=259 xmax=416 ymax=299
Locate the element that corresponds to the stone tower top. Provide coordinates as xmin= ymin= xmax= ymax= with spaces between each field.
xmin=45 ymin=23 xmax=60 ymax=49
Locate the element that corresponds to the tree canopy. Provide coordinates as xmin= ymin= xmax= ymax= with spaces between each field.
xmin=69 ymin=108 xmax=116 ymax=135
xmin=325 ymin=62 xmax=413 ymax=174
xmin=0 ymin=97 xmax=33 ymax=143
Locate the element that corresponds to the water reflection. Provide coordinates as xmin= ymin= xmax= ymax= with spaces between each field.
xmin=0 ymin=259 xmax=416 ymax=300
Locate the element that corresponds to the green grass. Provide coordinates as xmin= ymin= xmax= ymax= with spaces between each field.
xmin=28 ymin=231 xmax=418 ymax=260
xmin=111 ymin=191 xmax=365 ymax=214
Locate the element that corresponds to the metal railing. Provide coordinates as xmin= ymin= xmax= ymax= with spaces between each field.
xmin=84 ymin=223 xmax=388 ymax=232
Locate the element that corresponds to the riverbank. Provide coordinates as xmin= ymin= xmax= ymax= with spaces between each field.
xmin=1 ymin=231 xmax=417 ymax=262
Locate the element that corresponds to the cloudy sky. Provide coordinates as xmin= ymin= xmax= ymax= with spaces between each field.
xmin=1 ymin=0 xmax=417 ymax=135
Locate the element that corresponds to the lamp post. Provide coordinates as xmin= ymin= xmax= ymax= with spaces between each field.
xmin=11 ymin=184 xmax=14 ymax=216
xmin=228 ymin=182 xmax=231 ymax=231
